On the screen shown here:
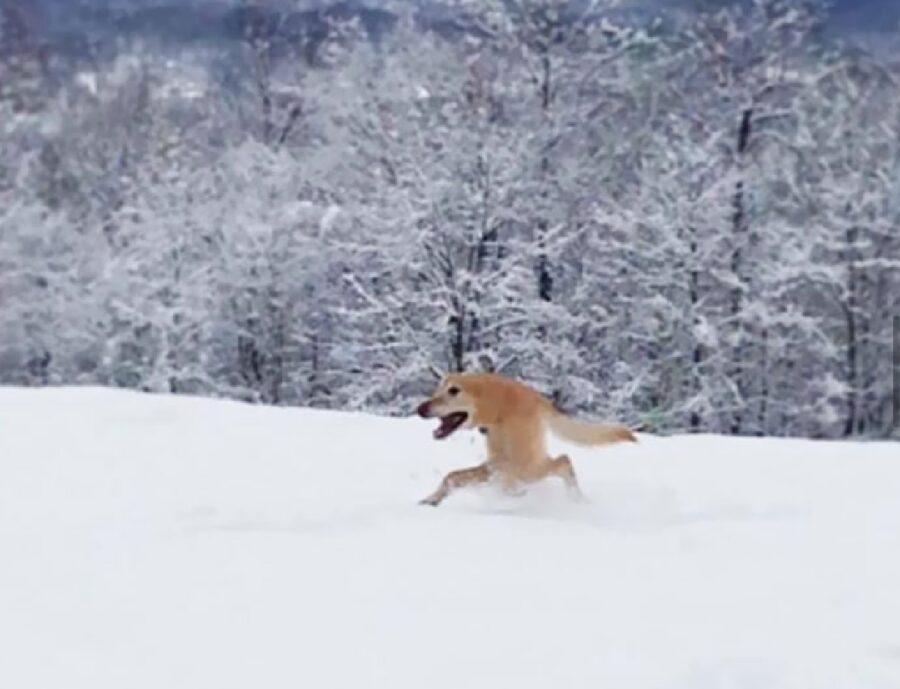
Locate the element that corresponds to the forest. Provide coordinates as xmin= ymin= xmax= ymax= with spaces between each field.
xmin=1 ymin=0 xmax=899 ymax=438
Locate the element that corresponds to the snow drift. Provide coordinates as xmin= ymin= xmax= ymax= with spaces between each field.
xmin=1 ymin=387 xmax=898 ymax=689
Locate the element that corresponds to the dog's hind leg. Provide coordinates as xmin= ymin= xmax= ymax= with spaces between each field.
xmin=547 ymin=454 xmax=585 ymax=499
xmin=419 ymin=464 xmax=490 ymax=507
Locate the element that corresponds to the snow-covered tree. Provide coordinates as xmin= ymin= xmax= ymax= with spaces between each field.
xmin=1 ymin=1 xmax=897 ymax=439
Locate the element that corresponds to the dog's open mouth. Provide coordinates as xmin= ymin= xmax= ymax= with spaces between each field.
xmin=433 ymin=412 xmax=468 ymax=440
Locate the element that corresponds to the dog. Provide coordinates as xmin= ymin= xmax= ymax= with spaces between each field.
xmin=416 ymin=372 xmax=636 ymax=506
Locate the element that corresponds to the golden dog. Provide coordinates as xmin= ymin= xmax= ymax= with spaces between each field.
xmin=416 ymin=373 xmax=636 ymax=506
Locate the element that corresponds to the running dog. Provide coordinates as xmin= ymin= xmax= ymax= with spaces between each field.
xmin=416 ymin=372 xmax=636 ymax=506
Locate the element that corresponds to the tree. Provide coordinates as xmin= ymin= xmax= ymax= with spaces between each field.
xmin=791 ymin=51 xmax=900 ymax=437
xmin=688 ymin=0 xmax=819 ymax=433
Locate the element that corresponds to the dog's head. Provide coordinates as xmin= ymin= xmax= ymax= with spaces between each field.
xmin=416 ymin=374 xmax=476 ymax=440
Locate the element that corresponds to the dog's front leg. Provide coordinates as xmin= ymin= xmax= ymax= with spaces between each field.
xmin=419 ymin=464 xmax=490 ymax=507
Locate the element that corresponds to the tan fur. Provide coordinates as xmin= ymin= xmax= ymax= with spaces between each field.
xmin=543 ymin=412 xmax=638 ymax=446
xmin=417 ymin=373 xmax=636 ymax=506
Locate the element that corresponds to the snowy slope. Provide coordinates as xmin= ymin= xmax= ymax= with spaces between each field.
xmin=1 ymin=387 xmax=898 ymax=689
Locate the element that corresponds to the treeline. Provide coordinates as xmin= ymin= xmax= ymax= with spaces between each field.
xmin=1 ymin=0 xmax=898 ymax=438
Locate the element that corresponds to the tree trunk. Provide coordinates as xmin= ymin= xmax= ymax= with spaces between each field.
xmin=536 ymin=51 xmax=553 ymax=303
xmin=893 ymin=315 xmax=899 ymax=435
xmin=689 ymin=234 xmax=702 ymax=432
xmin=729 ymin=107 xmax=753 ymax=434
xmin=843 ymin=226 xmax=859 ymax=437
xmin=758 ymin=327 xmax=769 ymax=436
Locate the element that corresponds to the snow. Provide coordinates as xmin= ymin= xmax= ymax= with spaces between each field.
xmin=1 ymin=387 xmax=898 ymax=689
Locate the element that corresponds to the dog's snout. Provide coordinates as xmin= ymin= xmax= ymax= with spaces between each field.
xmin=416 ymin=401 xmax=432 ymax=418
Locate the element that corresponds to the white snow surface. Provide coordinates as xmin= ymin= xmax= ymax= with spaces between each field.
xmin=1 ymin=387 xmax=899 ymax=689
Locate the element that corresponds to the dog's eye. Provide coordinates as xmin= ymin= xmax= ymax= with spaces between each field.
xmin=447 ymin=386 xmax=460 ymax=396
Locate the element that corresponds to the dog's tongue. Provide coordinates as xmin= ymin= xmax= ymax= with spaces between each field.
xmin=433 ymin=416 xmax=454 ymax=440
xmin=432 ymin=412 xmax=467 ymax=440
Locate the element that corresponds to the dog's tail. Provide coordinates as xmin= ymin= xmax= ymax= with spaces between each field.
xmin=543 ymin=408 xmax=637 ymax=446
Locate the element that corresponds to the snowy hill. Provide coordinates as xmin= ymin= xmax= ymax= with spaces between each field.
xmin=1 ymin=387 xmax=898 ymax=689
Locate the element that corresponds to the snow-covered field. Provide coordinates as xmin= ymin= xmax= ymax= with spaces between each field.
xmin=1 ymin=387 xmax=898 ymax=689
